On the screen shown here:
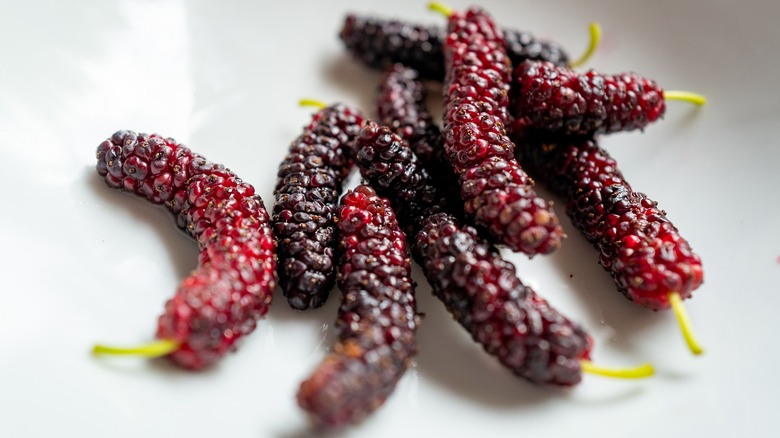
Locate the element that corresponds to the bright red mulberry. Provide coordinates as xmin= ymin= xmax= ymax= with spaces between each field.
xmin=514 ymin=137 xmax=703 ymax=310
xmin=510 ymin=60 xmax=665 ymax=137
xmin=273 ymin=103 xmax=365 ymax=310
xmin=352 ymin=123 xmax=592 ymax=386
xmin=441 ymin=7 xmax=564 ymax=256
xmin=297 ymin=185 xmax=418 ymax=427
xmin=95 ymin=130 xmax=277 ymax=369
xmin=339 ymin=14 xmax=569 ymax=82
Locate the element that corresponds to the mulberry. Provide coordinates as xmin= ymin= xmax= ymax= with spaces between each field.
xmin=375 ymin=64 xmax=462 ymax=213
xmin=510 ymin=60 xmax=667 ymax=137
xmin=352 ymin=122 xmax=593 ymax=386
xmin=297 ymin=185 xmax=418 ymax=427
xmin=440 ymin=7 xmax=564 ymax=255
xmin=339 ymin=14 xmax=569 ymax=82
xmin=273 ymin=103 xmax=365 ymax=310
xmin=93 ymin=130 xmax=277 ymax=369
xmin=514 ymin=137 xmax=704 ymax=312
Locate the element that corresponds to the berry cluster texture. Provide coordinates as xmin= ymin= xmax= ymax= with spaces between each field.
xmin=376 ymin=64 xmax=463 ymax=213
xmin=352 ymin=122 xmax=591 ymax=386
xmin=514 ymin=137 xmax=703 ymax=310
xmin=339 ymin=14 xmax=569 ymax=82
xmin=511 ymin=60 xmax=666 ymax=137
xmin=441 ymin=7 xmax=564 ymax=256
xmin=273 ymin=104 xmax=364 ymax=310
xmin=95 ymin=130 xmax=277 ymax=369
xmin=297 ymin=185 xmax=418 ymax=427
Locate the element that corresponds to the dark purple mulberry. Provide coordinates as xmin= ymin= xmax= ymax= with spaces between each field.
xmin=95 ymin=130 xmax=277 ymax=370
xmin=351 ymin=123 xmax=592 ymax=386
xmin=441 ymin=7 xmax=565 ymax=256
xmin=297 ymin=185 xmax=417 ymax=428
xmin=376 ymin=64 xmax=462 ymax=213
xmin=510 ymin=60 xmax=665 ymax=137
xmin=339 ymin=14 xmax=569 ymax=81
xmin=514 ymin=137 xmax=703 ymax=310
xmin=273 ymin=103 xmax=365 ymax=310
xmin=415 ymin=212 xmax=591 ymax=385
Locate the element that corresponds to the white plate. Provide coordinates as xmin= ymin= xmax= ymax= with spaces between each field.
xmin=1 ymin=0 xmax=778 ymax=437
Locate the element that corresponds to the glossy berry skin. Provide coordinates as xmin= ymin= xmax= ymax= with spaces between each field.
xmin=376 ymin=64 xmax=462 ymax=213
xmin=514 ymin=137 xmax=703 ymax=310
xmin=352 ymin=123 xmax=591 ymax=386
xmin=273 ymin=104 xmax=364 ymax=310
xmin=511 ymin=60 xmax=666 ymax=137
xmin=353 ymin=121 xmax=445 ymax=236
xmin=339 ymin=14 xmax=569 ymax=82
xmin=297 ymin=185 xmax=417 ymax=428
xmin=441 ymin=7 xmax=564 ymax=256
xmin=95 ymin=130 xmax=277 ymax=369
xmin=415 ymin=212 xmax=591 ymax=385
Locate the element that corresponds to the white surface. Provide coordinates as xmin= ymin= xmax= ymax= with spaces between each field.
xmin=1 ymin=0 xmax=778 ymax=437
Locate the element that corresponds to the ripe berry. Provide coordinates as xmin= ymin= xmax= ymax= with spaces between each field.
xmin=352 ymin=122 xmax=593 ymax=386
xmin=514 ymin=137 xmax=704 ymax=311
xmin=376 ymin=64 xmax=463 ymax=214
xmin=297 ymin=185 xmax=418 ymax=427
xmin=273 ymin=103 xmax=365 ymax=310
xmin=339 ymin=14 xmax=569 ymax=82
xmin=94 ymin=130 xmax=277 ymax=369
xmin=440 ymin=7 xmax=564 ymax=256
xmin=510 ymin=60 xmax=666 ymax=137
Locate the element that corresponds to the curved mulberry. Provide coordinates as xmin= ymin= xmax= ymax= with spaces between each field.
xmin=273 ymin=103 xmax=365 ymax=310
xmin=352 ymin=122 xmax=592 ymax=386
xmin=514 ymin=137 xmax=704 ymax=310
xmin=441 ymin=7 xmax=564 ymax=256
xmin=95 ymin=130 xmax=277 ymax=369
xmin=339 ymin=14 xmax=569 ymax=81
xmin=510 ymin=60 xmax=665 ymax=137
xmin=297 ymin=185 xmax=418 ymax=427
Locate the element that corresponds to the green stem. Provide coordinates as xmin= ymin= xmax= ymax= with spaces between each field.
xmin=298 ymin=99 xmax=328 ymax=110
xmin=664 ymin=90 xmax=707 ymax=106
xmin=669 ymin=292 xmax=704 ymax=355
xmin=428 ymin=2 xmax=453 ymax=17
xmin=92 ymin=339 xmax=180 ymax=358
xmin=580 ymin=360 xmax=655 ymax=379
xmin=569 ymin=22 xmax=602 ymax=68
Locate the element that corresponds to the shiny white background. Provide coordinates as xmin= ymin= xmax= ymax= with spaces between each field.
xmin=1 ymin=0 xmax=778 ymax=436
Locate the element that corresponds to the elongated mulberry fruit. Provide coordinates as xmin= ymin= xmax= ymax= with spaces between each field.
xmin=297 ymin=185 xmax=418 ymax=427
xmin=94 ymin=130 xmax=277 ymax=369
xmin=376 ymin=64 xmax=462 ymax=213
xmin=273 ymin=103 xmax=364 ymax=310
xmin=514 ymin=137 xmax=704 ymax=310
xmin=339 ymin=14 xmax=569 ymax=82
xmin=440 ymin=7 xmax=564 ymax=255
xmin=352 ymin=122 xmax=592 ymax=386
xmin=510 ymin=60 xmax=666 ymax=137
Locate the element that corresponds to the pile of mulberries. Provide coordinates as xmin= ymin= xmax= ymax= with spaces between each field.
xmin=91 ymin=2 xmax=706 ymax=433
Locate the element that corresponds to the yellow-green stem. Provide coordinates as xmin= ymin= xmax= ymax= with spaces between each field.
xmin=664 ymin=90 xmax=707 ymax=106
xmin=428 ymin=2 xmax=453 ymax=17
xmin=92 ymin=339 xmax=180 ymax=358
xmin=569 ymin=22 xmax=602 ymax=68
xmin=669 ymin=292 xmax=704 ymax=355
xmin=298 ymin=99 xmax=328 ymax=110
xmin=580 ymin=360 xmax=655 ymax=379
